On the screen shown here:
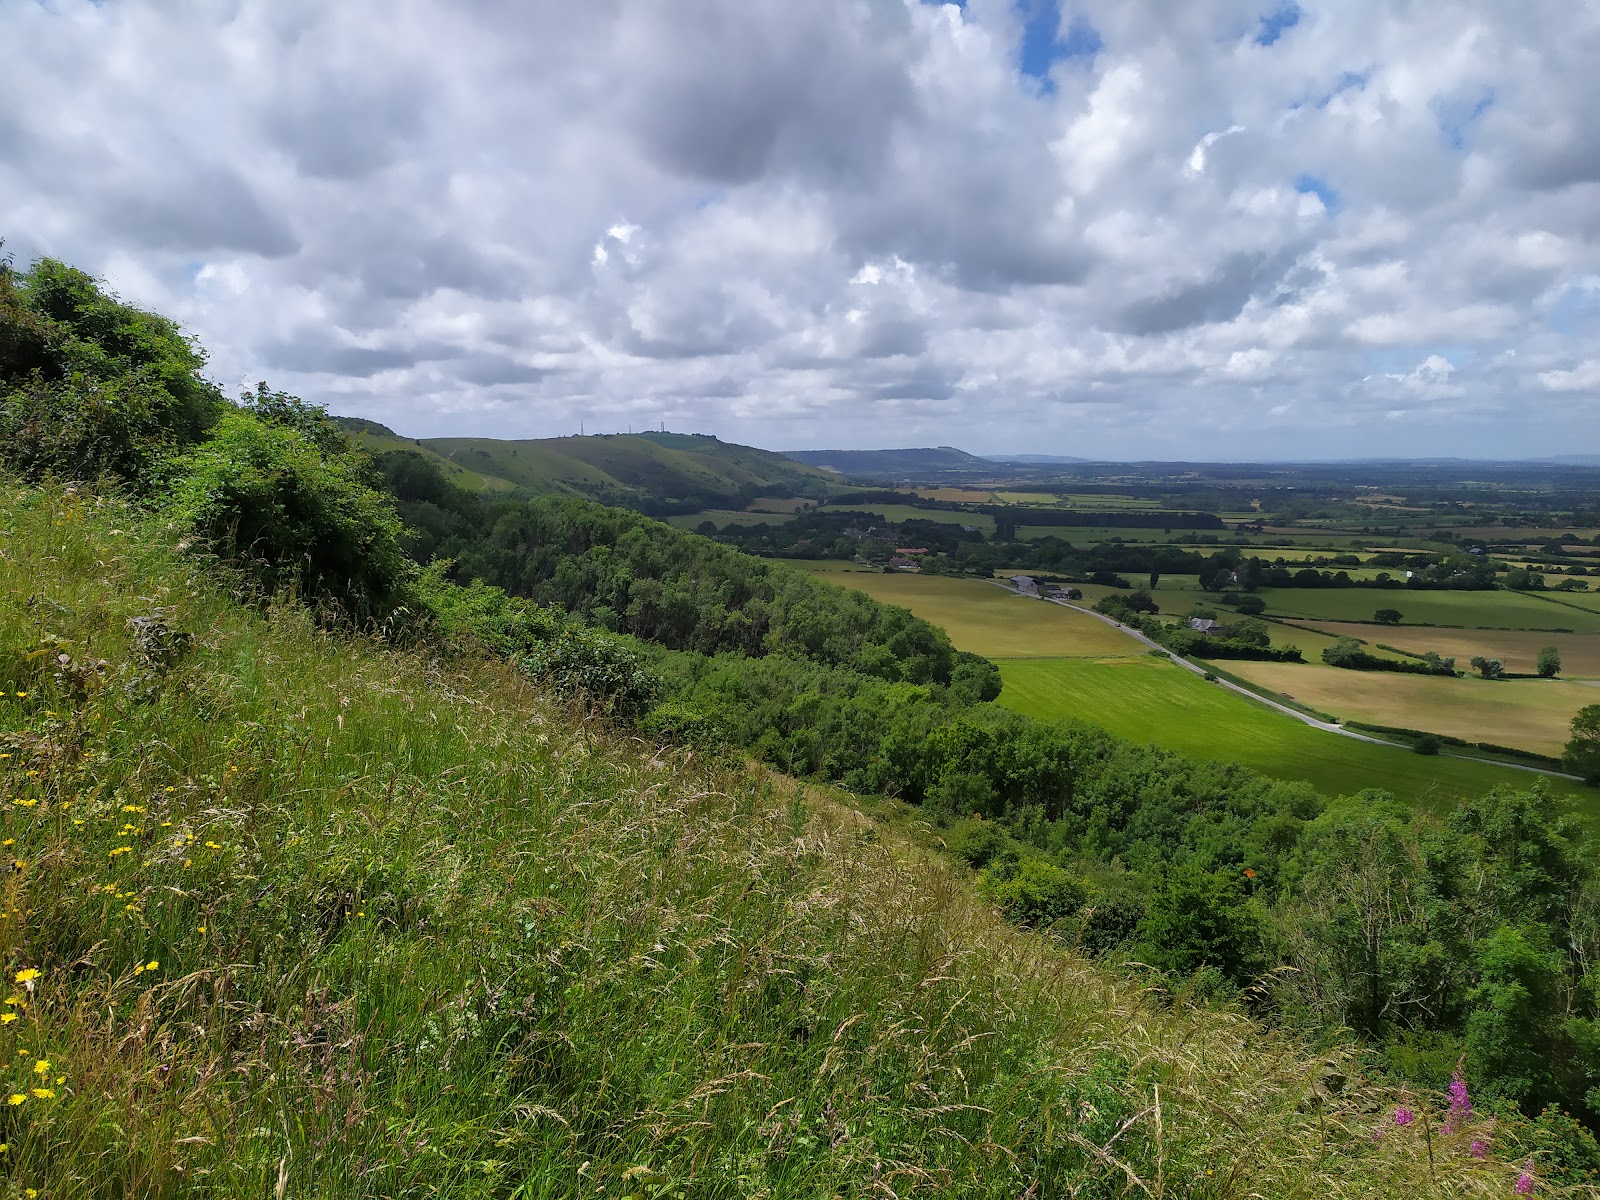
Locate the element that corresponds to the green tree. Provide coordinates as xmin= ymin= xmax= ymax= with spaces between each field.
xmin=1565 ymin=705 xmax=1600 ymax=785
xmin=1374 ymin=608 xmax=1403 ymax=625
xmin=1470 ymin=656 xmax=1504 ymax=680
xmin=1537 ymin=646 xmax=1562 ymax=678
xmin=1137 ymin=865 xmax=1262 ymax=985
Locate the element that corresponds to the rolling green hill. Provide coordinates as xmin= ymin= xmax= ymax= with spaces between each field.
xmin=337 ymin=420 xmax=834 ymax=510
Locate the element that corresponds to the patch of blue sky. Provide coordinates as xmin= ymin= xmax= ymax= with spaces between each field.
xmin=1294 ymin=174 xmax=1340 ymax=214
xmin=1017 ymin=1 xmax=1100 ymax=94
xmin=1547 ymin=282 xmax=1600 ymax=334
xmin=1437 ymin=88 xmax=1495 ymax=150
xmin=1255 ymin=4 xmax=1300 ymax=46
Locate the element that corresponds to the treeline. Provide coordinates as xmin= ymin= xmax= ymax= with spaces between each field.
xmin=7 ymin=251 xmax=1600 ymax=1157
xmin=1094 ymin=593 xmax=1305 ymax=663
xmin=383 ymin=457 xmax=957 ymax=683
xmin=1322 ymin=637 xmax=1458 ymax=676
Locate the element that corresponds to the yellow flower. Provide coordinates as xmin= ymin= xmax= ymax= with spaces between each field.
xmin=14 ymin=969 xmax=38 ymax=984
xmin=197 ymin=925 xmax=206 ymax=933
xmin=122 ymin=805 xmax=145 ymax=814
xmin=146 ymin=960 xmax=158 ymax=971
xmin=6 ymin=1094 xmax=22 ymax=1106
xmin=14 ymin=692 xmax=24 ymax=698
xmin=30 ymin=1087 xmax=53 ymax=1099
xmin=1 ymin=840 xmax=11 ymax=847
xmin=0 ymin=1014 xmax=15 ymax=1025
xmin=108 ymin=846 xmax=132 ymax=856
xmin=31 ymin=1059 xmax=48 ymax=1076
xmin=12 ymin=800 xmax=37 ymax=809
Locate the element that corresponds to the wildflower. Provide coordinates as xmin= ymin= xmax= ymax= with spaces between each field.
xmin=1444 ymin=1069 xmax=1473 ymax=1135
xmin=1 ymin=840 xmax=12 ymax=848
xmin=1469 ymin=1139 xmax=1487 ymax=1159
xmin=1394 ymin=1106 xmax=1415 ymax=1127
xmin=1515 ymin=1156 xmax=1539 ymax=1190
xmin=5 ymin=1094 xmax=22 ymax=1106
xmin=14 ymin=969 xmax=38 ymax=985
xmin=197 ymin=924 xmax=206 ymax=933
xmin=31 ymin=1059 xmax=48 ymax=1076
xmin=108 ymin=846 xmax=132 ymax=856
xmin=145 ymin=961 xmax=158 ymax=972
xmin=1 ymin=1014 xmax=15 ymax=1025
xmin=29 ymin=1087 xmax=52 ymax=1100
xmin=12 ymin=800 xmax=37 ymax=809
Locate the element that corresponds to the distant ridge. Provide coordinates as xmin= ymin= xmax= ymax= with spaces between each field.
xmin=781 ymin=445 xmax=994 ymax=480
xmin=986 ymin=453 xmax=1093 ymax=464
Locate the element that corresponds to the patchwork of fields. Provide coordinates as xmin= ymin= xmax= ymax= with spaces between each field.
xmin=807 ymin=567 xmax=1589 ymax=807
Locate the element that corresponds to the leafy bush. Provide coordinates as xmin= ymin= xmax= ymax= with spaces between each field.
xmin=985 ymin=856 xmax=1087 ymax=927
xmin=165 ymin=411 xmax=412 ymax=620
xmin=520 ymin=624 xmax=657 ymax=719
xmin=1412 ymin=734 xmax=1442 ymax=755
xmin=0 ymin=258 xmax=224 ymax=485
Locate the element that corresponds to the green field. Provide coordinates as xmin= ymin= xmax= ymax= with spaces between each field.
xmin=812 ymin=573 xmax=1133 ymax=658
xmin=996 ymin=657 xmax=1586 ymax=808
xmin=1255 ymin=587 xmax=1600 ymax=632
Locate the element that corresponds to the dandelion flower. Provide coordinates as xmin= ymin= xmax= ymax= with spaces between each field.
xmin=31 ymin=1059 xmax=48 ymax=1076
xmin=14 ymin=969 xmax=38 ymax=985
xmin=29 ymin=1087 xmax=52 ymax=1100
xmin=145 ymin=961 xmax=158 ymax=972
xmin=6 ymin=1094 xmax=22 ymax=1106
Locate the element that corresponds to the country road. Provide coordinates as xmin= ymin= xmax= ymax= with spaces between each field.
xmin=988 ymin=581 xmax=1584 ymax=784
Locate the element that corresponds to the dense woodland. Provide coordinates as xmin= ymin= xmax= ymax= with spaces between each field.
xmin=5 ymin=252 xmax=1600 ymax=1180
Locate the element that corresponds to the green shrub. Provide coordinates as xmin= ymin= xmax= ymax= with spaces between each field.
xmin=1413 ymin=734 xmax=1442 ymax=755
xmin=985 ymin=856 xmax=1087 ymax=927
xmin=165 ymin=411 xmax=412 ymax=620
xmin=518 ymin=624 xmax=657 ymax=719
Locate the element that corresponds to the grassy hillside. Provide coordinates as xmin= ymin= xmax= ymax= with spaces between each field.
xmin=347 ymin=424 xmax=836 ymax=510
xmin=0 ymin=484 xmax=1532 ymax=1198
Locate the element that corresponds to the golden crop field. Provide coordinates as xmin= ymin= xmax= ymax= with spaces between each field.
xmin=1221 ymin=660 xmax=1599 ymax=758
xmin=814 ymin=573 xmax=1136 ymax=658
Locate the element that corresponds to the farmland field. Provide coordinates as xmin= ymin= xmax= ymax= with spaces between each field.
xmin=1220 ymin=660 xmax=1597 ymax=758
xmin=1254 ymin=587 xmax=1600 ymax=632
xmin=996 ymin=657 xmax=1586 ymax=807
xmin=811 ymin=573 xmax=1133 ymax=658
xmin=1290 ymin=621 xmax=1600 ymax=677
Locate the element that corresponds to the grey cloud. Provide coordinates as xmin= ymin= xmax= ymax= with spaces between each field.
xmin=617 ymin=0 xmax=913 ymax=185
xmin=1118 ymin=251 xmax=1298 ymax=335
xmin=263 ymin=77 xmax=426 ymax=181
xmin=98 ymin=164 xmax=299 ymax=259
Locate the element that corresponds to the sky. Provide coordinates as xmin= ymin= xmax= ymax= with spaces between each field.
xmin=4 ymin=0 xmax=1599 ymax=461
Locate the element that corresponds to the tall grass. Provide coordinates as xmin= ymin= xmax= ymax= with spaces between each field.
xmin=0 ymin=484 xmax=1532 ymax=1196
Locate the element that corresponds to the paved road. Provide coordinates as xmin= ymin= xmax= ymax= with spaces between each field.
xmin=991 ymin=582 xmax=1583 ymax=783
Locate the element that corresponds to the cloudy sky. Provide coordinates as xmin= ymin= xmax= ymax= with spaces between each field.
xmin=5 ymin=0 xmax=1599 ymax=459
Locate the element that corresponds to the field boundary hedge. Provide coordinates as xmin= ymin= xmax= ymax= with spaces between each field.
xmin=1343 ymin=721 xmax=1564 ymax=770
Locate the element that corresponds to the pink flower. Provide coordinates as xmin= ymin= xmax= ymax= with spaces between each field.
xmin=1394 ymin=1106 xmax=1416 ymax=1127
xmin=1516 ymin=1159 xmax=1536 ymax=1194
xmin=1444 ymin=1070 xmax=1474 ymax=1134
xmin=1469 ymin=1139 xmax=1487 ymax=1160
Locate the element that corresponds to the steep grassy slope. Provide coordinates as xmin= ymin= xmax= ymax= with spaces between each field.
xmin=339 ymin=420 xmax=835 ymax=508
xmin=0 ymin=484 xmax=1525 ymax=1197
